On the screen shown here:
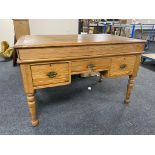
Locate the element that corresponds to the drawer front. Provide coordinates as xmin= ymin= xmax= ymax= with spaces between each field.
xmin=31 ymin=62 xmax=71 ymax=87
xmin=109 ymin=56 xmax=136 ymax=77
xmin=71 ymin=57 xmax=111 ymax=74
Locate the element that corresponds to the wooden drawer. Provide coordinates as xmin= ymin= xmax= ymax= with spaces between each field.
xmin=108 ymin=55 xmax=136 ymax=77
xmin=71 ymin=57 xmax=111 ymax=74
xmin=31 ymin=62 xmax=71 ymax=88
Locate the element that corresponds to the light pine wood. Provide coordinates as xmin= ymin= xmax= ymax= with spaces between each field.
xmin=14 ymin=34 xmax=146 ymax=126
xmin=142 ymin=54 xmax=155 ymax=59
xmin=27 ymin=93 xmax=39 ymax=126
xmin=15 ymin=34 xmax=145 ymax=48
xmin=124 ymin=55 xmax=141 ymax=104
xmin=13 ymin=19 xmax=30 ymax=66
xmin=31 ymin=62 xmax=71 ymax=87
xmin=20 ymin=64 xmax=34 ymax=94
xmin=108 ymin=55 xmax=136 ymax=77
xmin=124 ymin=76 xmax=135 ymax=104
xmin=13 ymin=20 xmax=30 ymax=40
xmin=132 ymin=55 xmax=141 ymax=77
xmin=17 ymin=43 xmax=144 ymax=63
xmin=71 ymin=57 xmax=111 ymax=74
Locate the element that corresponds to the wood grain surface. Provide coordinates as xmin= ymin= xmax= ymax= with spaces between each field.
xmin=17 ymin=43 xmax=144 ymax=63
xmin=15 ymin=34 xmax=146 ymax=48
xmin=31 ymin=62 xmax=71 ymax=88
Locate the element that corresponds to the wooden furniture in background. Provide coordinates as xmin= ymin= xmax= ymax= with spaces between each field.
xmin=13 ymin=19 xmax=30 ymax=66
xmin=15 ymin=34 xmax=145 ymax=126
xmin=141 ymin=53 xmax=155 ymax=64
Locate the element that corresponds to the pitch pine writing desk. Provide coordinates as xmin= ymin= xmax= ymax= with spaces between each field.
xmin=15 ymin=34 xmax=145 ymax=126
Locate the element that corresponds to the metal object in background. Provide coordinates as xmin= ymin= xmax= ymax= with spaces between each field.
xmin=146 ymin=25 xmax=155 ymax=49
xmin=78 ymin=20 xmax=155 ymax=65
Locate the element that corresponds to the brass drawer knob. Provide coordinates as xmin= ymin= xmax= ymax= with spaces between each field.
xmin=47 ymin=71 xmax=57 ymax=78
xmin=87 ymin=64 xmax=95 ymax=69
xmin=120 ymin=64 xmax=127 ymax=69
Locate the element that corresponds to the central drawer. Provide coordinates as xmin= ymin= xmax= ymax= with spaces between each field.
xmin=71 ymin=57 xmax=111 ymax=74
xmin=31 ymin=62 xmax=71 ymax=88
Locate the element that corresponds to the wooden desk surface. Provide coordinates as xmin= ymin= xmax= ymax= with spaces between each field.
xmin=15 ymin=34 xmax=145 ymax=48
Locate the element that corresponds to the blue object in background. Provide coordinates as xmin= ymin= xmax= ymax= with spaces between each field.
xmin=103 ymin=23 xmax=106 ymax=33
xmin=131 ymin=24 xmax=135 ymax=38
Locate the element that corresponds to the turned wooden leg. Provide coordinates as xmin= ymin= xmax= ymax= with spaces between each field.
xmin=27 ymin=93 xmax=39 ymax=126
xmin=124 ymin=75 xmax=135 ymax=104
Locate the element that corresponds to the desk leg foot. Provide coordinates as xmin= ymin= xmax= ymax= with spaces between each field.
xmin=32 ymin=120 xmax=39 ymax=127
xmin=124 ymin=75 xmax=135 ymax=104
xmin=124 ymin=99 xmax=130 ymax=104
xmin=27 ymin=93 xmax=39 ymax=127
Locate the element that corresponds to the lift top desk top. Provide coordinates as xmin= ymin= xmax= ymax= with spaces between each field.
xmin=15 ymin=34 xmax=146 ymax=126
